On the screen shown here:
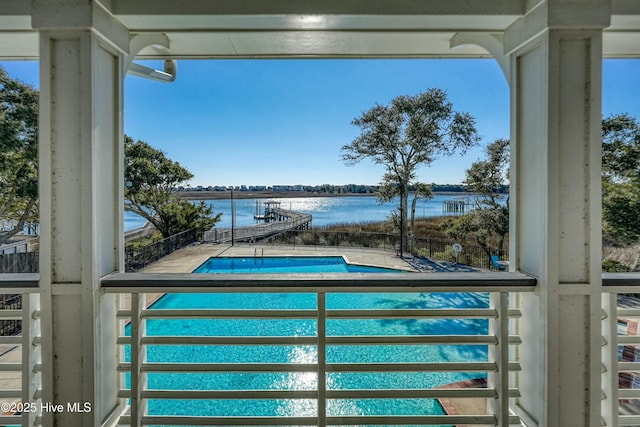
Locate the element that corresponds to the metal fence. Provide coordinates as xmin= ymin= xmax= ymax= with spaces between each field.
xmin=411 ymin=236 xmax=508 ymax=270
xmin=125 ymin=229 xmax=199 ymax=272
xmin=263 ymin=229 xmax=507 ymax=270
xmin=0 ymin=251 xmax=39 ymax=273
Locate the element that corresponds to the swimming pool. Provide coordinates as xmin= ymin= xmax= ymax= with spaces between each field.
xmin=193 ymin=255 xmax=404 ymax=274
xmin=126 ymin=260 xmax=489 ymax=422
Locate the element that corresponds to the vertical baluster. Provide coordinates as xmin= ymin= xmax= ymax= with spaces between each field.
xmin=130 ymin=293 xmax=147 ymax=427
xmin=317 ymin=292 xmax=326 ymax=427
xmin=489 ymin=292 xmax=510 ymax=426
xmin=601 ymin=292 xmax=619 ymax=427
xmin=21 ymin=293 xmax=40 ymax=427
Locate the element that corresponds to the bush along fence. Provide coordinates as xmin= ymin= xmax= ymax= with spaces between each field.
xmin=264 ymin=229 xmax=507 ymax=270
xmin=125 ymin=228 xmax=199 ymax=272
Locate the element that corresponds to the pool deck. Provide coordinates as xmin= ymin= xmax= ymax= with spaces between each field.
xmin=138 ymin=242 xmax=488 ymax=418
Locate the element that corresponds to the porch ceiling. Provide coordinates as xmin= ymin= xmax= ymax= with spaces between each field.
xmin=0 ymin=0 xmax=639 ymax=59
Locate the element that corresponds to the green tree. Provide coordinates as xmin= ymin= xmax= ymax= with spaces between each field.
xmin=447 ymin=139 xmax=510 ymax=256
xmin=342 ymin=88 xmax=479 ymax=252
xmin=0 ymin=67 xmax=38 ymax=246
xmin=601 ymin=114 xmax=640 ymax=245
xmin=125 ymin=136 xmax=220 ymax=237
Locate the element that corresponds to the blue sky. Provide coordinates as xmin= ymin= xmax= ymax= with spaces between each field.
xmin=1 ymin=58 xmax=639 ymax=186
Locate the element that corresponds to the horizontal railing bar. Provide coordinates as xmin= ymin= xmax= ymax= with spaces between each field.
xmin=0 ymin=390 xmax=22 ymax=398
xmin=116 ymin=361 xmax=521 ymax=373
xmin=0 ymin=363 xmax=22 ymax=371
xmin=128 ymin=415 xmax=504 ymax=426
xmin=603 ymin=272 xmax=640 ymax=288
xmin=329 ymin=415 xmax=520 ymax=425
xmin=0 ymin=336 xmax=23 ymax=345
xmin=0 ymin=415 xmax=22 ymax=424
xmin=329 ymin=389 xmax=496 ymax=399
xmin=119 ymin=363 xmax=318 ymax=373
xmin=326 ymin=309 xmax=497 ymax=319
xmin=117 ymin=335 xmax=522 ymax=346
xmin=120 ymin=388 xmax=523 ymax=401
xmin=0 ymin=273 xmax=39 ymax=289
xmin=131 ymin=415 xmax=318 ymax=426
xmin=326 ymin=335 xmax=498 ymax=345
xmin=141 ymin=309 xmax=318 ymax=319
xmin=327 ymin=362 xmax=521 ymax=372
xmin=117 ymin=308 xmax=526 ymax=321
xmin=0 ymin=310 xmax=23 ymax=319
xmin=133 ymin=308 xmax=523 ymax=320
xmin=117 ymin=335 xmax=507 ymax=346
xmin=140 ymin=336 xmax=318 ymax=345
xmin=118 ymin=308 xmax=522 ymax=319
xmin=619 ymin=415 xmax=640 ymax=426
xmin=618 ymin=389 xmax=640 ymax=398
xmin=142 ymin=390 xmax=318 ymax=399
xmin=326 ymin=388 xmax=521 ymax=399
xmin=618 ymin=309 xmax=640 ymax=317
xmin=117 ymin=309 xmax=131 ymax=319
xmin=616 ymin=336 xmax=640 ymax=344
xmin=101 ymin=271 xmax=536 ymax=293
xmin=618 ymin=362 xmax=640 ymax=371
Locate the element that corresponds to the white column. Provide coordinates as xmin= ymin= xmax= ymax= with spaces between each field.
xmin=505 ymin=1 xmax=608 ymax=426
xmin=32 ymin=1 xmax=128 ymax=425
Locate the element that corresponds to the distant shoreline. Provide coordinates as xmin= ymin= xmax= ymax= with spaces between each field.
xmin=175 ymin=190 xmax=471 ymax=200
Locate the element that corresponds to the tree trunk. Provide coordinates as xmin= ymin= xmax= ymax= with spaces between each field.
xmin=0 ymin=197 xmax=37 ymax=247
xmin=410 ymin=193 xmax=419 ymax=254
xmin=632 ymin=243 xmax=640 ymax=271
xmin=399 ymin=184 xmax=408 ymax=255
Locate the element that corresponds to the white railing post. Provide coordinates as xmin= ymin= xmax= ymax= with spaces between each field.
xmin=130 ymin=293 xmax=147 ymax=427
xmin=489 ymin=292 xmax=510 ymax=426
xmin=21 ymin=293 xmax=40 ymax=427
xmin=601 ymin=292 xmax=619 ymax=427
xmin=317 ymin=292 xmax=326 ymax=427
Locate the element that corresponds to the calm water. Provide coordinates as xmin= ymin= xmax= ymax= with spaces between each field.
xmin=133 ymin=290 xmax=489 ymax=419
xmin=125 ymin=193 xmax=487 ymax=231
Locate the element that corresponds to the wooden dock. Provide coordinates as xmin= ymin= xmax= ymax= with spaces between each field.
xmin=442 ymin=197 xmax=474 ymax=214
xmin=204 ymin=208 xmax=312 ymax=243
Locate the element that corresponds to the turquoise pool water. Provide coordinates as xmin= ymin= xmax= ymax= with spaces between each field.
xmin=193 ymin=256 xmax=404 ymax=273
xmin=128 ymin=258 xmax=489 ymax=423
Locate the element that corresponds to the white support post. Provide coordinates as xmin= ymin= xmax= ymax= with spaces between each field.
xmin=505 ymin=1 xmax=608 ymax=426
xmin=32 ymin=1 xmax=129 ymax=425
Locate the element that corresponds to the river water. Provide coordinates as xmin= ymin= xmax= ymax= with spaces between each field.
xmin=124 ymin=193 xmax=490 ymax=232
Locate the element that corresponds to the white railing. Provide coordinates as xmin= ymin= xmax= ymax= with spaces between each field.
xmin=0 ymin=273 xmax=41 ymax=427
xmin=602 ymin=272 xmax=640 ymax=427
xmin=102 ymin=272 xmax=535 ymax=427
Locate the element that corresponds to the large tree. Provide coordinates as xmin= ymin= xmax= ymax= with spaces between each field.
xmin=0 ymin=67 xmax=38 ymax=246
xmin=447 ymin=139 xmax=510 ymax=256
xmin=125 ymin=136 xmax=220 ymax=237
xmin=342 ymin=88 xmax=479 ymax=252
xmin=601 ymin=114 xmax=640 ymax=244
